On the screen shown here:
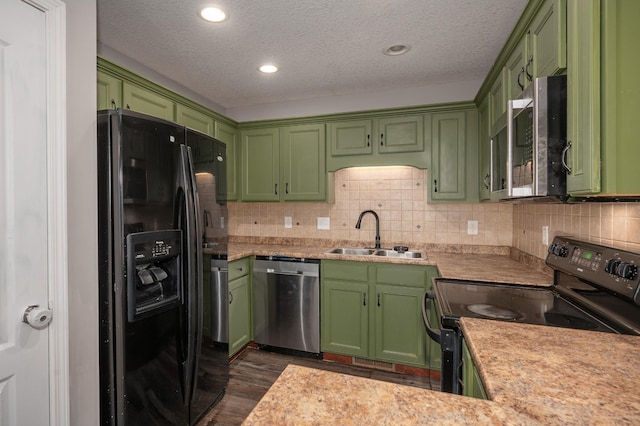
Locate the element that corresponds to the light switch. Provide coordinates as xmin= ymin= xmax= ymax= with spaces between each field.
xmin=542 ymin=225 xmax=549 ymax=245
xmin=284 ymin=216 xmax=292 ymax=228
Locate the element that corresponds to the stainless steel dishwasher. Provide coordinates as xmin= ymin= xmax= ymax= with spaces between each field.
xmin=210 ymin=258 xmax=228 ymax=343
xmin=253 ymin=256 xmax=320 ymax=354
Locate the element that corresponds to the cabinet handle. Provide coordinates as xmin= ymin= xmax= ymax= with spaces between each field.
xmin=525 ymin=55 xmax=533 ymax=82
xmin=517 ymin=67 xmax=525 ymax=91
xmin=274 ymin=183 xmax=278 ymax=195
xmin=562 ymin=141 xmax=572 ymax=175
xmin=367 ymin=134 xmax=370 ymax=147
xmin=126 ymin=104 xmax=130 ymax=109
xmin=434 ymin=179 xmax=438 ymax=193
xmin=110 ymin=99 xmax=117 ymax=110
xmin=483 ymin=173 xmax=490 ymax=190
xmin=380 ymin=133 xmax=384 ymax=146
xmin=363 ymin=293 xmax=367 ymax=306
xmin=237 ymin=267 xmax=243 ymax=272
xmin=229 ymin=291 xmax=233 ymax=304
xmin=377 ymin=293 xmax=380 ymax=307
xmin=286 ymin=182 xmax=289 ymax=194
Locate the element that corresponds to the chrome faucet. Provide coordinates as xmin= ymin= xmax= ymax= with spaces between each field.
xmin=355 ymin=210 xmax=381 ymax=249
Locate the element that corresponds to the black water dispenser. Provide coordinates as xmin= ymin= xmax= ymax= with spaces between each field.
xmin=126 ymin=230 xmax=182 ymax=322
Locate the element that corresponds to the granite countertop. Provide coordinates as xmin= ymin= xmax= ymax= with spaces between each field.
xmin=461 ymin=317 xmax=640 ymax=425
xmin=242 ymin=364 xmax=531 ymax=426
xmin=204 ymin=240 xmax=552 ymax=286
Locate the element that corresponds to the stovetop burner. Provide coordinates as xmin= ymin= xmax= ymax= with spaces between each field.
xmin=466 ymin=304 xmax=523 ymax=321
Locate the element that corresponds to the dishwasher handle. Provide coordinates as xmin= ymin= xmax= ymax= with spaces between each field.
xmin=265 ymin=269 xmax=316 ymax=277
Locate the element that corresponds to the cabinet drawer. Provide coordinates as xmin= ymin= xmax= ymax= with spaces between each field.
xmin=229 ymin=257 xmax=250 ymax=281
xmin=322 ymin=261 xmax=369 ymax=282
xmin=375 ymin=264 xmax=430 ymax=288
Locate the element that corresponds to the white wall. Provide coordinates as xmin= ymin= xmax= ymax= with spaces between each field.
xmin=226 ymin=78 xmax=483 ymax=122
xmin=66 ymin=0 xmax=99 ymax=423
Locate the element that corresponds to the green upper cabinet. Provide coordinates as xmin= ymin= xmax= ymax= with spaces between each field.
xmin=489 ymin=71 xmax=506 ymax=125
xmin=240 ymin=127 xmax=280 ymax=201
xmin=97 ymin=70 xmax=122 ymax=110
xmin=478 ymin=98 xmax=491 ymax=201
xmin=505 ymin=0 xmax=567 ymax=99
xmin=215 ymin=121 xmax=239 ymax=201
xmin=427 ymin=109 xmax=479 ymax=202
xmin=122 ymin=81 xmax=174 ymax=120
xmin=328 ymin=119 xmax=373 ymax=156
xmin=240 ymin=123 xmax=326 ymax=202
xmin=529 ymin=0 xmax=567 ymax=80
xmin=567 ymin=0 xmax=640 ymax=196
xmin=377 ymin=116 xmax=424 ymax=154
xmin=326 ymin=115 xmax=428 ymax=171
xmin=176 ymin=103 xmax=214 ymax=136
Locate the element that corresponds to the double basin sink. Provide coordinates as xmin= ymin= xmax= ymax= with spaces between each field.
xmin=327 ymin=247 xmax=422 ymax=259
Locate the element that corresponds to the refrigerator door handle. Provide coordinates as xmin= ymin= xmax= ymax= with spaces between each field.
xmin=179 ymin=144 xmax=204 ymax=406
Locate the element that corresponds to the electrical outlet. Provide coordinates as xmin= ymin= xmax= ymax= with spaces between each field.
xmin=284 ymin=216 xmax=292 ymax=229
xmin=467 ymin=220 xmax=478 ymax=235
xmin=542 ymin=225 xmax=549 ymax=245
xmin=317 ymin=217 xmax=330 ymax=230
xmin=220 ymin=216 xmax=225 ymax=229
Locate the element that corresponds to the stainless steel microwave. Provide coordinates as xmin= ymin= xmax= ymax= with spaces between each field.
xmin=491 ymin=75 xmax=569 ymax=201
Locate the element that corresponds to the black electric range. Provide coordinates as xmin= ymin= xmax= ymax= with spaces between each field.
xmin=423 ymin=236 xmax=640 ymax=394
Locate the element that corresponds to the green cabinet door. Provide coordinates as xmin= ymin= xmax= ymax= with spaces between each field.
xmin=97 ymin=70 xmax=122 ymax=110
xmin=428 ymin=111 xmax=467 ymax=201
xmin=123 ymin=81 xmax=175 ymax=120
xmin=321 ymin=279 xmax=370 ymax=357
xmin=176 ymin=103 xmax=214 ymax=136
xmin=374 ymin=284 xmax=426 ymax=367
xmin=281 ymin=124 xmax=326 ymax=201
xmin=566 ymin=0 xmax=600 ymax=194
xmin=489 ymin=70 xmax=506 ymax=125
xmin=505 ymin=35 xmax=529 ymax=99
xmin=529 ymin=0 xmax=567 ymax=79
xmin=327 ymin=119 xmax=373 ymax=156
xmin=216 ymin=121 xmax=238 ymax=201
xmin=377 ymin=115 xmax=424 ymax=154
xmin=478 ymin=98 xmax=491 ymax=201
xmin=228 ymin=273 xmax=251 ymax=356
xmin=240 ymin=127 xmax=280 ymax=201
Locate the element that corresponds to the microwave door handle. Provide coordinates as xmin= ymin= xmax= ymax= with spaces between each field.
xmin=489 ymin=137 xmax=494 ymax=192
xmin=507 ymin=100 xmax=515 ymax=197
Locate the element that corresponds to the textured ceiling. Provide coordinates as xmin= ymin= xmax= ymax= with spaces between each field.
xmin=97 ymin=0 xmax=528 ymax=110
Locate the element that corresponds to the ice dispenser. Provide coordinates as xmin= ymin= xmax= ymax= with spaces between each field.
xmin=126 ymin=230 xmax=182 ymax=322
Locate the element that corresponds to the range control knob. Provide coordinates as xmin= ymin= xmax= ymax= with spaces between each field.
xmin=617 ymin=262 xmax=638 ymax=280
xmin=553 ymin=245 xmax=568 ymax=257
xmin=605 ymin=259 xmax=620 ymax=275
xmin=548 ymin=243 xmax=557 ymax=255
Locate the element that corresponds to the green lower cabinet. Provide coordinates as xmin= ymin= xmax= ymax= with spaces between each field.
xmin=228 ymin=262 xmax=252 ymax=357
xmin=374 ymin=284 xmax=425 ymax=365
xmin=321 ymin=279 xmax=369 ymax=357
xmin=462 ymin=339 xmax=488 ymax=400
xmin=321 ymin=260 xmax=438 ymax=368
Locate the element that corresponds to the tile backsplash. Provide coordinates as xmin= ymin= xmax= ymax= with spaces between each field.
xmin=227 ymin=167 xmax=513 ymax=248
xmin=513 ymin=203 xmax=640 ymax=259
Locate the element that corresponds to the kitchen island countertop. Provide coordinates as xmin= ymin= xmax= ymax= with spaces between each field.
xmin=241 ymin=364 xmax=532 ymax=425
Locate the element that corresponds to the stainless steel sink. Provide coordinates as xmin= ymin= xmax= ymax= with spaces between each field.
xmin=327 ymin=248 xmax=376 ymax=256
xmin=373 ymin=249 xmax=422 ymax=259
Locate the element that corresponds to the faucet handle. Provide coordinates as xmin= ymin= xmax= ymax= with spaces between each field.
xmin=393 ymin=245 xmax=409 ymax=253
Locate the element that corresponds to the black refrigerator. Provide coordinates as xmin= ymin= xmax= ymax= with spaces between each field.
xmin=98 ymin=109 xmax=228 ymax=425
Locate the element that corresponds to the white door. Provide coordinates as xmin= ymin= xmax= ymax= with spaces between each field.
xmin=0 ymin=1 xmax=59 ymax=424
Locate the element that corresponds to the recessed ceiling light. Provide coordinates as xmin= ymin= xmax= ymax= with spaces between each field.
xmin=199 ymin=7 xmax=227 ymax=23
xmin=383 ymin=44 xmax=411 ymax=56
xmin=258 ymin=64 xmax=278 ymax=74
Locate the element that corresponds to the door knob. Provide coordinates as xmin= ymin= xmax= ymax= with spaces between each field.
xmin=23 ymin=305 xmax=53 ymax=329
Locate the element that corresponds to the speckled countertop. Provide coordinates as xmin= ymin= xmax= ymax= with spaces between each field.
xmin=242 ymin=364 xmax=532 ymax=426
xmin=461 ymin=318 xmax=640 ymax=425
xmin=204 ymin=238 xmax=553 ymax=286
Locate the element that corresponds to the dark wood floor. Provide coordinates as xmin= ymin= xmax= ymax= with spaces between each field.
xmin=196 ymin=348 xmax=439 ymax=425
